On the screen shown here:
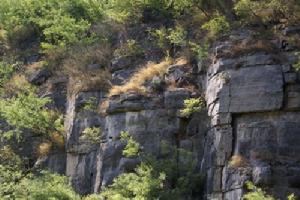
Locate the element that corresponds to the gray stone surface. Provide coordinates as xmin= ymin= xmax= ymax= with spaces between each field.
xmin=164 ymin=88 xmax=190 ymax=109
xmin=27 ymin=67 xmax=51 ymax=85
xmin=229 ymin=65 xmax=283 ymax=113
xmin=110 ymin=56 xmax=134 ymax=72
xmin=286 ymin=84 xmax=300 ymax=110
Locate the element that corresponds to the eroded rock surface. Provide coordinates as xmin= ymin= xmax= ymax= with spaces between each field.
xmin=26 ymin=29 xmax=300 ymax=199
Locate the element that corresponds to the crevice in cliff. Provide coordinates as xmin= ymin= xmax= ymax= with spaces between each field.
xmin=230 ymin=114 xmax=238 ymax=157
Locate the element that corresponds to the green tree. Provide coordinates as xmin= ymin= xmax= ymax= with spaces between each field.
xmin=0 ymin=90 xmax=62 ymax=140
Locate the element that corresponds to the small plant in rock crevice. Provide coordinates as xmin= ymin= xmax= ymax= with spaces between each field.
xmin=83 ymin=97 xmax=98 ymax=111
xmin=293 ymin=51 xmax=300 ymax=71
xmin=80 ymin=127 xmax=101 ymax=144
xmin=120 ymin=131 xmax=140 ymax=157
xmin=180 ymin=97 xmax=205 ymax=118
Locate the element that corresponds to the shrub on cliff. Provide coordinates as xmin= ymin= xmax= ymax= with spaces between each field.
xmin=234 ymin=0 xmax=300 ymax=26
xmin=180 ymin=97 xmax=205 ymax=118
xmin=0 ymin=0 xmax=103 ymax=52
xmin=104 ymin=0 xmax=194 ymax=23
xmin=201 ymin=13 xmax=230 ymax=39
xmin=0 ymin=87 xmax=63 ymax=141
xmin=243 ymin=181 xmax=296 ymax=200
xmin=0 ymin=168 xmax=80 ymax=200
xmin=100 ymin=132 xmax=204 ymax=199
xmin=0 ymin=62 xmax=15 ymax=91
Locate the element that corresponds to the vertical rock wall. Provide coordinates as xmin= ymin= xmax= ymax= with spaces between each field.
xmin=40 ymin=29 xmax=300 ymax=199
xmin=202 ymin=30 xmax=300 ymax=199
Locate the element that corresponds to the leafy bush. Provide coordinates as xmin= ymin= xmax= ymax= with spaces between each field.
xmin=151 ymin=27 xmax=169 ymax=50
xmin=104 ymin=0 xmax=194 ymax=23
xmin=0 ymin=146 xmax=22 ymax=168
xmin=8 ymin=171 xmax=80 ymax=200
xmin=189 ymin=42 xmax=209 ymax=61
xmin=151 ymin=25 xmax=187 ymax=54
xmin=0 ymin=0 xmax=104 ymax=52
xmin=0 ymin=147 xmax=80 ymax=200
xmin=180 ymin=98 xmax=205 ymax=118
xmin=120 ymin=131 xmax=140 ymax=157
xmin=293 ymin=52 xmax=300 ymax=71
xmin=234 ymin=0 xmax=300 ymax=26
xmin=101 ymin=163 xmax=166 ymax=200
xmin=167 ymin=26 xmax=187 ymax=47
xmin=0 ymin=165 xmax=24 ymax=199
xmin=0 ymin=91 xmax=62 ymax=140
xmin=38 ymin=14 xmax=90 ymax=52
xmin=80 ymin=127 xmax=102 ymax=144
xmin=243 ymin=181 xmax=275 ymax=200
xmin=243 ymin=181 xmax=297 ymax=200
xmin=201 ymin=13 xmax=230 ymax=39
xmin=0 ymin=62 xmax=15 ymax=90
xmin=101 ymin=134 xmax=204 ymax=199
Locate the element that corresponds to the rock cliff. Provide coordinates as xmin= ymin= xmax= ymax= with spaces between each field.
xmin=17 ymin=28 xmax=300 ymax=199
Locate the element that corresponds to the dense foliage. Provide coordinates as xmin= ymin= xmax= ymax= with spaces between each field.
xmin=0 ymin=0 xmax=103 ymax=52
xmin=243 ymin=181 xmax=296 ymax=200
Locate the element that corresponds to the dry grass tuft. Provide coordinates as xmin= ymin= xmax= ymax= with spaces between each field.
xmin=99 ymin=99 xmax=109 ymax=116
xmin=69 ymin=69 xmax=111 ymax=95
xmin=229 ymin=155 xmax=249 ymax=168
xmin=50 ymin=132 xmax=65 ymax=149
xmin=26 ymin=61 xmax=45 ymax=72
xmin=37 ymin=142 xmax=52 ymax=157
xmin=64 ymin=44 xmax=112 ymax=95
xmin=218 ymin=40 xmax=276 ymax=58
xmin=109 ymin=57 xmax=188 ymax=97
xmin=63 ymin=43 xmax=111 ymax=73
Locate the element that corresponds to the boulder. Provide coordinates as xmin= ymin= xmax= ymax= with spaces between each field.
xmin=27 ymin=67 xmax=51 ymax=85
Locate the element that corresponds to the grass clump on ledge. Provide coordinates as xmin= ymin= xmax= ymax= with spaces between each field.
xmin=108 ymin=57 xmax=187 ymax=97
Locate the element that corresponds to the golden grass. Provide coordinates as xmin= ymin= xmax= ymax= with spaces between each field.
xmin=26 ymin=61 xmax=45 ymax=71
xmin=50 ymin=132 xmax=65 ymax=149
xmin=109 ymin=57 xmax=188 ymax=97
xmin=217 ymin=39 xmax=276 ymax=59
xmin=229 ymin=155 xmax=249 ymax=168
xmin=229 ymin=40 xmax=275 ymax=58
xmin=64 ymin=44 xmax=112 ymax=95
xmin=37 ymin=142 xmax=52 ymax=157
xmin=69 ymin=69 xmax=112 ymax=96
xmin=99 ymin=99 xmax=109 ymax=116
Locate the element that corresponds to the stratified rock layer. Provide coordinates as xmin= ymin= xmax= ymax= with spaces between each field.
xmin=34 ymin=29 xmax=300 ymax=199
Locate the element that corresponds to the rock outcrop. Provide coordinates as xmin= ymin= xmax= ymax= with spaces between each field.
xmin=28 ymin=28 xmax=300 ymax=199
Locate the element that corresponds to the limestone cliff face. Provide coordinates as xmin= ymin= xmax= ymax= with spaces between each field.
xmin=38 ymin=28 xmax=300 ymax=199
